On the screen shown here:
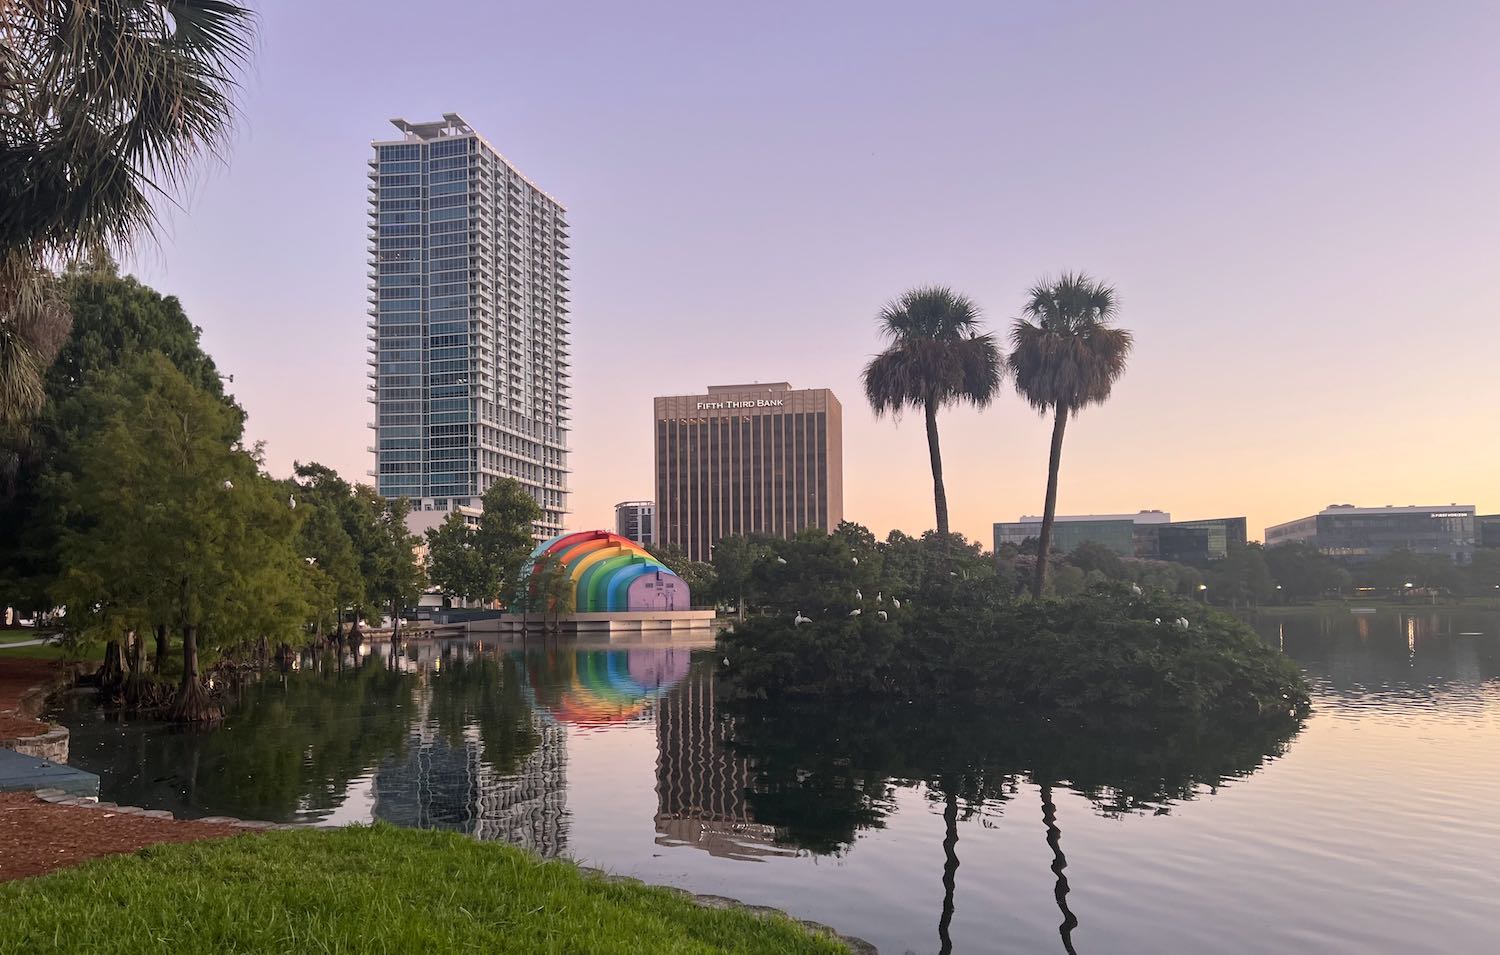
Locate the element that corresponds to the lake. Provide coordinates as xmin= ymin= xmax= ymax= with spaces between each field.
xmin=48 ymin=608 xmax=1500 ymax=954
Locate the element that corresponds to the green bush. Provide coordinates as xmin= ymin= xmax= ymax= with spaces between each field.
xmin=720 ymin=582 xmax=1309 ymax=722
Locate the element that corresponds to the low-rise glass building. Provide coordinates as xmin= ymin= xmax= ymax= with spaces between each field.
xmin=1265 ymin=505 xmax=1477 ymax=563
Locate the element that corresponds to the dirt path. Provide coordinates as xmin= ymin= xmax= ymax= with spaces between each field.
xmin=0 ymin=792 xmax=242 ymax=882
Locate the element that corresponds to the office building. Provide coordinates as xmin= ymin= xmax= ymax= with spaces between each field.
xmin=994 ymin=511 xmax=1171 ymax=558
xmin=994 ymin=511 xmax=1248 ymax=563
xmin=615 ymin=501 xmax=655 ymax=547
xmin=369 ymin=114 xmax=570 ymax=538
xmin=1153 ymin=517 xmax=1249 ymax=564
xmin=654 ymin=383 xmax=843 ymax=563
xmin=1265 ymin=504 xmax=1477 ymax=562
xmin=1478 ymin=515 xmax=1500 ymax=549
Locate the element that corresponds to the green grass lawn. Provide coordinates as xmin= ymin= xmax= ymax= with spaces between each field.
xmin=0 ymin=824 xmax=848 ymax=954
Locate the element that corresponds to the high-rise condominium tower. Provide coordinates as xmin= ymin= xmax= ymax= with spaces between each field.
xmin=369 ymin=113 xmax=570 ymax=536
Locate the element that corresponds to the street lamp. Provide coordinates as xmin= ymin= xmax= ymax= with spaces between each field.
xmin=1197 ymin=583 xmax=1208 ymax=603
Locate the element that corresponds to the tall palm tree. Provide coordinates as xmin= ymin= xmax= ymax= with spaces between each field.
xmin=1009 ymin=273 xmax=1132 ymax=597
xmin=0 ymin=0 xmax=255 ymax=424
xmin=863 ymin=286 xmax=1002 ymax=536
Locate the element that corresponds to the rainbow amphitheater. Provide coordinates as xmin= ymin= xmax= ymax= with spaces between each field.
xmin=470 ymin=530 xmax=716 ymax=638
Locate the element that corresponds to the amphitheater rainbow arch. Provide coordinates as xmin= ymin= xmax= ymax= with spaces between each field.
xmin=522 ymin=531 xmax=692 ymax=613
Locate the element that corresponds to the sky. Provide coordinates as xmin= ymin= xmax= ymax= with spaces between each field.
xmin=125 ymin=0 xmax=1500 ymax=545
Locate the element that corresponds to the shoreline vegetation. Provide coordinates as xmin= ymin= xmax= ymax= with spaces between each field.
xmin=0 ymin=824 xmax=854 ymax=955
xmin=707 ymin=527 xmax=1311 ymax=726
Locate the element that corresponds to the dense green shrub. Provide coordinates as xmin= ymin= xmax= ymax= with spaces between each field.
xmin=719 ymin=582 xmax=1310 ymax=721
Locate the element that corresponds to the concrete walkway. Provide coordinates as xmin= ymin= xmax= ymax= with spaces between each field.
xmin=0 ymin=639 xmax=51 ymax=650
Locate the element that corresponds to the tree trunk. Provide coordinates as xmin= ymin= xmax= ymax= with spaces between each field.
xmin=98 ymin=638 xmax=128 ymax=696
xmin=390 ymin=598 xmax=401 ymax=646
xmin=153 ymin=624 xmax=169 ymax=675
xmin=169 ymin=624 xmax=220 ymax=722
xmin=1031 ymin=408 xmax=1069 ymax=598
xmin=1041 ymin=783 xmax=1079 ymax=955
xmin=123 ymin=630 xmax=148 ymax=707
xmin=924 ymin=398 xmax=949 ymax=537
xmin=938 ymin=788 xmax=960 ymax=955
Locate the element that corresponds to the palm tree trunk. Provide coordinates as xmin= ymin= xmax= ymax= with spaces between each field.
xmin=1041 ymin=783 xmax=1079 ymax=955
xmin=1031 ymin=407 xmax=1069 ymax=597
xmin=938 ymin=788 xmax=960 ymax=955
xmin=924 ymin=398 xmax=949 ymax=536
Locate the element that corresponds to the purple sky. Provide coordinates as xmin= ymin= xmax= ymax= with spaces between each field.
xmin=127 ymin=0 xmax=1500 ymax=543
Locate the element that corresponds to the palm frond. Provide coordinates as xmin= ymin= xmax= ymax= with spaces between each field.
xmin=1009 ymin=274 xmax=1133 ymax=415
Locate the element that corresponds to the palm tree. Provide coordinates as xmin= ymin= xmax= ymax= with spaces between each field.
xmin=0 ymin=1 xmax=255 ymax=425
xmin=1009 ymin=273 xmax=1132 ymax=597
xmin=863 ymin=287 xmax=1002 ymax=536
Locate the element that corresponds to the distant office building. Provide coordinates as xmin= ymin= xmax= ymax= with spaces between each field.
xmin=1265 ymin=504 xmax=1477 ymax=562
xmin=1153 ymin=517 xmax=1249 ymax=564
xmin=1478 ymin=515 xmax=1500 ymax=549
xmin=369 ymin=114 xmax=570 ymax=538
xmin=994 ymin=511 xmax=1248 ymax=563
xmin=994 ymin=511 xmax=1171 ymax=558
xmin=614 ymin=501 xmax=655 ymax=547
xmin=654 ymin=383 xmax=843 ymax=563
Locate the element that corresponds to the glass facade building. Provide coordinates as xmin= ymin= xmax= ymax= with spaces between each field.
xmin=369 ymin=114 xmax=569 ymax=536
xmin=994 ymin=511 xmax=1171 ymax=558
xmin=654 ymin=384 xmax=843 ymax=563
xmin=1154 ymin=517 xmax=1248 ymax=564
xmin=1265 ymin=505 xmax=1477 ymax=562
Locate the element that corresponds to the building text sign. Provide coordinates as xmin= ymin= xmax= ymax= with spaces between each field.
xmin=697 ymin=399 xmax=785 ymax=410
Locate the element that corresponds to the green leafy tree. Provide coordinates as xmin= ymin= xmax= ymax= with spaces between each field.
xmin=1009 ymin=274 xmax=1133 ymax=597
xmin=708 ymin=534 xmax=773 ymax=617
xmin=1202 ymin=542 xmax=1274 ymax=608
xmin=1263 ymin=542 xmax=1349 ymax=602
xmin=366 ymin=496 xmax=423 ymax=640
xmin=1 ymin=0 xmax=255 ymax=425
xmin=862 ymin=287 xmax=1003 ymax=536
xmin=424 ymin=512 xmax=489 ymax=605
xmin=473 ymin=479 xmax=543 ymax=605
xmin=57 ymin=353 xmax=304 ymax=720
xmin=423 ymin=479 xmax=541 ymax=606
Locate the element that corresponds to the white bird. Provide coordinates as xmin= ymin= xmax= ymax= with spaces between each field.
xmin=288 ymin=495 xmax=297 ymax=509
xmin=855 ymin=589 xmax=863 ymax=601
xmin=949 ymin=571 xmax=958 ymax=577
xmin=221 ymin=480 xmax=234 ymax=490
xmin=1154 ymin=618 xmax=1162 ymax=626
xmin=776 ymin=557 xmax=788 ymax=565
xmin=876 ymin=592 xmax=883 ymax=604
xmin=1177 ymin=617 xmax=1190 ymax=629
xmin=849 ymin=608 xmax=862 ymax=617
xmin=891 ymin=597 xmax=901 ymax=609
xmin=877 ymin=610 xmax=888 ymax=621
xmin=793 ymin=611 xmax=812 ymax=626
xmin=722 ymin=656 xmax=730 ymax=667
xmin=304 ymin=557 xmax=317 ymax=565
xmin=851 ymin=556 xmax=859 ymax=565
xmin=1131 ymin=583 xmax=1142 ymax=595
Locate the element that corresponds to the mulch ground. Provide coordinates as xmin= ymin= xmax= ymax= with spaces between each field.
xmin=0 ymin=658 xmax=65 ymax=740
xmin=0 ymin=792 xmax=243 ymax=882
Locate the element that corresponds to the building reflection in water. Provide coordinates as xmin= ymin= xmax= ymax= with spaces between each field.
xmin=372 ymin=643 xmax=569 ymax=857
xmin=654 ymin=663 xmax=795 ymax=861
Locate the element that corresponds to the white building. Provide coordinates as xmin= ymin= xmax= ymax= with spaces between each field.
xmin=369 ymin=113 xmax=570 ymax=538
xmin=614 ymin=500 xmax=655 ymax=547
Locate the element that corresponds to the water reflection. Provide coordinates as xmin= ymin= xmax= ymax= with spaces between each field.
xmin=725 ymin=696 xmax=1302 ymax=954
xmin=50 ymin=619 xmax=1500 ymax=955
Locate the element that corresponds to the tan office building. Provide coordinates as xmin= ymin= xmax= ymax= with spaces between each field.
xmin=654 ymin=383 xmax=843 ymax=562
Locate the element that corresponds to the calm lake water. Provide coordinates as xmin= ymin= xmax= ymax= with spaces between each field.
xmin=49 ymin=608 xmax=1500 ymax=954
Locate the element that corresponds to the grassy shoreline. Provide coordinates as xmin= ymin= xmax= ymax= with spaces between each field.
xmin=0 ymin=824 xmax=849 ymax=954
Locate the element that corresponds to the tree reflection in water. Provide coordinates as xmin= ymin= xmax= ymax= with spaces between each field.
xmin=725 ymin=698 xmax=1303 ymax=953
